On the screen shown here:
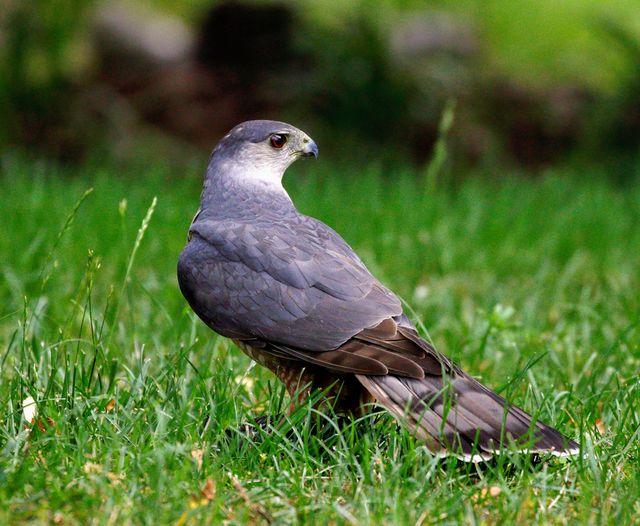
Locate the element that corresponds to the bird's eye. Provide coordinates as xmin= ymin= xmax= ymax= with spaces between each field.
xmin=270 ymin=134 xmax=287 ymax=149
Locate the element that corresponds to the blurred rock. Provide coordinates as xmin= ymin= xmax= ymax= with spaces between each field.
xmin=93 ymin=1 xmax=195 ymax=72
xmin=388 ymin=11 xmax=484 ymax=162
xmin=390 ymin=11 xmax=478 ymax=60
xmin=89 ymin=1 xmax=300 ymax=150
xmin=388 ymin=10 xmax=591 ymax=167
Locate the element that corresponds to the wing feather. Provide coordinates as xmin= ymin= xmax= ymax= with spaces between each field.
xmin=179 ymin=217 xmax=401 ymax=350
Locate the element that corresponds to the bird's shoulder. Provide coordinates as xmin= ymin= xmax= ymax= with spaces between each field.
xmin=178 ymin=213 xmax=403 ymax=350
xmin=188 ymin=212 xmax=366 ymax=271
xmin=183 ymin=213 xmax=387 ymax=302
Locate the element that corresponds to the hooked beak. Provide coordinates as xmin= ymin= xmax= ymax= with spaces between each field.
xmin=301 ymin=140 xmax=319 ymax=158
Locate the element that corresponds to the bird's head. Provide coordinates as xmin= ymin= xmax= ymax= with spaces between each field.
xmin=208 ymin=120 xmax=318 ymax=191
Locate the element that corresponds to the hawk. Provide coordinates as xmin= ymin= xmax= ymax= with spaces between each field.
xmin=177 ymin=120 xmax=578 ymax=461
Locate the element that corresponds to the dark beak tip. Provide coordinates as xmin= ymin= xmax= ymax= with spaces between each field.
xmin=302 ymin=141 xmax=319 ymax=159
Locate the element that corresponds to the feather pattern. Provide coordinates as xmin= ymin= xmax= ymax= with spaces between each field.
xmin=177 ymin=119 xmax=579 ymax=461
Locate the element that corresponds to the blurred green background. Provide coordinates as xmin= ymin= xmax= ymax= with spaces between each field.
xmin=2 ymin=0 xmax=640 ymax=175
xmin=2 ymin=3 xmax=640 ymax=523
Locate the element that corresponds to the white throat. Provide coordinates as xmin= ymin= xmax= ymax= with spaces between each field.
xmin=217 ymin=158 xmax=291 ymax=197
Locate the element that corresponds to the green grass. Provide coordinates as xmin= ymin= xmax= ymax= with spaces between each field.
xmin=1 ymin=155 xmax=639 ymax=525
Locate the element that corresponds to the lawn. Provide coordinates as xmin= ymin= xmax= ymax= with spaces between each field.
xmin=0 ymin=155 xmax=639 ymax=524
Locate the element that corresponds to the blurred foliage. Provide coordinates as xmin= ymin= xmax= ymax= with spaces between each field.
xmin=295 ymin=3 xmax=415 ymax=149
xmin=0 ymin=0 xmax=92 ymax=151
xmin=402 ymin=0 xmax=640 ymax=91
xmin=151 ymin=0 xmax=640 ymax=91
xmin=578 ymin=18 xmax=640 ymax=178
xmin=1 ymin=0 xmax=640 ymax=173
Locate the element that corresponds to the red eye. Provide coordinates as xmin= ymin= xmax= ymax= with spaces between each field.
xmin=270 ymin=134 xmax=287 ymax=149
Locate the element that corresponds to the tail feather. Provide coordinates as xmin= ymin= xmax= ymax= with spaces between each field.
xmin=357 ymin=372 xmax=579 ymax=461
xmin=365 ymin=374 xmax=467 ymax=452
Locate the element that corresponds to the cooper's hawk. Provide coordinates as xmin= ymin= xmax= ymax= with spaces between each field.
xmin=177 ymin=120 xmax=578 ymax=461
